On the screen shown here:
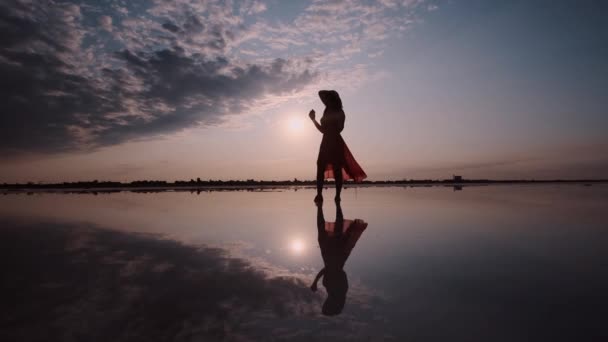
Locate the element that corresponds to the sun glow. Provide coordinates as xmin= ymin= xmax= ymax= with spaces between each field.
xmin=289 ymin=238 xmax=306 ymax=255
xmin=287 ymin=116 xmax=305 ymax=134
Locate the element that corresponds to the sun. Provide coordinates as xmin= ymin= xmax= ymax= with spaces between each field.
xmin=287 ymin=116 xmax=304 ymax=133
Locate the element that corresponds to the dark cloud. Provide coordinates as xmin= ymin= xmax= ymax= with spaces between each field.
xmin=161 ymin=22 xmax=180 ymax=33
xmin=0 ymin=1 xmax=316 ymax=156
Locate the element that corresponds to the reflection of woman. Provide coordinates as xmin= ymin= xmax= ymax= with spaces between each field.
xmin=310 ymin=202 xmax=368 ymax=316
xmin=309 ymin=90 xmax=367 ymax=203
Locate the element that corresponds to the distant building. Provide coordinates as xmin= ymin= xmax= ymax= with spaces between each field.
xmin=453 ymin=175 xmax=463 ymax=182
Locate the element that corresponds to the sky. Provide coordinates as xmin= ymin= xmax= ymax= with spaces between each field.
xmin=1 ymin=0 xmax=607 ymax=182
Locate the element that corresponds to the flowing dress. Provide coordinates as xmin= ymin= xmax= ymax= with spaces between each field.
xmin=320 ymin=219 xmax=368 ymax=270
xmin=317 ymin=109 xmax=367 ymax=182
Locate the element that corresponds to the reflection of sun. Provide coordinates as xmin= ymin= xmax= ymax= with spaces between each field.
xmin=289 ymin=239 xmax=305 ymax=254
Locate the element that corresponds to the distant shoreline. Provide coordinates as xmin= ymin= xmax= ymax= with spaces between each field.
xmin=2 ymin=179 xmax=606 ymax=194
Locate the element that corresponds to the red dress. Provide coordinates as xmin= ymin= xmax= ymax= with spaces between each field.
xmin=317 ymin=109 xmax=367 ymax=182
xmin=322 ymin=219 xmax=368 ymax=268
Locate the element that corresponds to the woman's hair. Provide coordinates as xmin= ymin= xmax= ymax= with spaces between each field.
xmin=322 ymin=269 xmax=348 ymax=316
xmin=322 ymin=294 xmax=346 ymax=316
xmin=319 ymin=90 xmax=343 ymax=110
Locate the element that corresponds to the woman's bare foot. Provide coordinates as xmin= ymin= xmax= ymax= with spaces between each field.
xmin=314 ymin=194 xmax=323 ymax=203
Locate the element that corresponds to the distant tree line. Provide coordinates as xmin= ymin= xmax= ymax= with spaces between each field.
xmin=1 ymin=177 xmax=606 ymax=190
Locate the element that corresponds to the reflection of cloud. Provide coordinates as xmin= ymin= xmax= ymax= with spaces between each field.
xmin=0 ymin=219 xmax=380 ymax=340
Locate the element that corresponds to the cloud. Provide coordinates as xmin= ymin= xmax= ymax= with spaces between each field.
xmin=0 ymin=0 xmax=434 ymax=156
xmin=0 ymin=1 xmax=316 ymax=156
xmin=98 ymin=15 xmax=113 ymax=32
xmin=246 ymin=0 xmax=268 ymax=15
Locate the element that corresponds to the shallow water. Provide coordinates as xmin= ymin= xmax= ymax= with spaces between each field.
xmin=1 ymin=185 xmax=607 ymax=341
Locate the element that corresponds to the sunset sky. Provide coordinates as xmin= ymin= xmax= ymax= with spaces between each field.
xmin=1 ymin=0 xmax=607 ymax=182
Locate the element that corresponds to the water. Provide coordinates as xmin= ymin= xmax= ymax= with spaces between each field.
xmin=1 ymin=185 xmax=607 ymax=341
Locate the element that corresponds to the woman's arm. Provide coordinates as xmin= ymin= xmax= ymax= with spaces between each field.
xmin=309 ymin=110 xmax=324 ymax=133
xmin=310 ymin=268 xmax=325 ymax=291
xmin=312 ymin=119 xmax=324 ymax=133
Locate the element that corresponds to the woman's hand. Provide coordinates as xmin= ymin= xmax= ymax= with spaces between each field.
xmin=308 ymin=109 xmax=315 ymax=120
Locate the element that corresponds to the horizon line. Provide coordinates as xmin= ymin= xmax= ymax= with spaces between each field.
xmin=2 ymin=178 xmax=607 ymax=188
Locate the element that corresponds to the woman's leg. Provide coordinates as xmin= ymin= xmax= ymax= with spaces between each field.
xmin=316 ymin=161 xmax=325 ymax=201
xmin=333 ymin=164 xmax=343 ymax=201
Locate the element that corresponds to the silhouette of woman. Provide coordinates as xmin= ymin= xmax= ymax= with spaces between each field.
xmin=310 ymin=202 xmax=368 ymax=316
xmin=309 ymin=90 xmax=367 ymax=203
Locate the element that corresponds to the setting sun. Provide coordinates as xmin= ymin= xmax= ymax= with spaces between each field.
xmin=287 ymin=117 xmax=305 ymax=134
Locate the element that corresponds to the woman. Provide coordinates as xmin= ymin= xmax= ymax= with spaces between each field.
xmin=309 ymin=90 xmax=367 ymax=203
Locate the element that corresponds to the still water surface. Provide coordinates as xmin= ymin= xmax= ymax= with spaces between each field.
xmin=1 ymin=185 xmax=607 ymax=341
